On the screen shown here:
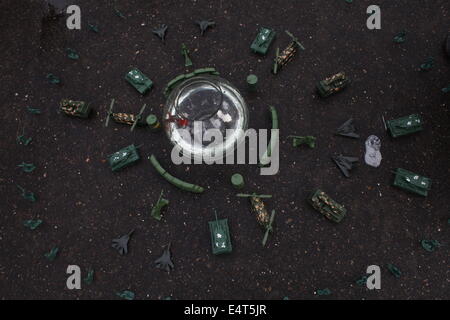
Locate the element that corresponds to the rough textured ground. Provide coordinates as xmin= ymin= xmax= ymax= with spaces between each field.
xmin=0 ymin=0 xmax=449 ymax=300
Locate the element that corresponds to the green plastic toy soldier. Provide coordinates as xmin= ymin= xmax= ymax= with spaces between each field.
xmin=393 ymin=31 xmax=407 ymax=43
xmin=181 ymin=44 xmax=193 ymax=67
xmin=288 ymin=135 xmax=316 ymax=148
xmin=419 ymin=57 xmax=434 ymax=71
xmin=151 ymin=190 xmax=169 ymax=221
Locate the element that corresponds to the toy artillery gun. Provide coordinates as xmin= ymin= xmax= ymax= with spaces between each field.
xmin=237 ymin=193 xmax=276 ymax=246
xmin=308 ymin=189 xmax=346 ymax=223
xmin=105 ymin=99 xmax=148 ymax=132
xmin=208 ymin=210 xmax=232 ymax=255
xmin=386 ymin=114 xmax=423 ymax=138
xmin=60 ymin=99 xmax=92 ymax=118
xmin=392 ymin=168 xmax=431 ymax=197
xmin=272 ymin=30 xmax=305 ymax=74
xmin=250 ymin=27 xmax=276 ymax=55
xmin=125 ymin=68 xmax=153 ymax=95
xmin=317 ymin=72 xmax=350 ymax=98
xmin=107 ymin=144 xmax=140 ymax=172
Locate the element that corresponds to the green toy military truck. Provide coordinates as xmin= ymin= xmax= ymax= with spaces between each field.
xmin=125 ymin=68 xmax=153 ymax=95
xmin=308 ymin=189 xmax=346 ymax=223
xmin=60 ymin=99 xmax=91 ymax=118
xmin=107 ymin=144 xmax=140 ymax=172
xmin=386 ymin=114 xmax=423 ymax=138
xmin=392 ymin=168 xmax=431 ymax=196
xmin=250 ymin=27 xmax=276 ymax=55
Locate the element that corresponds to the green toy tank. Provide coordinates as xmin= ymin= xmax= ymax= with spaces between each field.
xmin=308 ymin=189 xmax=346 ymax=223
xmin=208 ymin=212 xmax=232 ymax=255
xmin=60 ymin=99 xmax=91 ymax=118
xmin=386 ymin=114 xmax=423 ymax=138
xmin=107 ymin=144 xmax=140 ymax=172
xmin=392 ymin=168 xmax=431 ymax=196
xmin=125 ymin=68 xmax=153 ymax=95
xmin=251 ymin=27 xmax=276 ymax=55
xmin=317 ymin=72 xmax=349 ymax=98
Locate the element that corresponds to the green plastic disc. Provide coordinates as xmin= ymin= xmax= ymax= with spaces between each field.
xmin=231 ymin=173 xmax=244 ymax=189
xmin=247 ymin=74 xmax=258 ymax=85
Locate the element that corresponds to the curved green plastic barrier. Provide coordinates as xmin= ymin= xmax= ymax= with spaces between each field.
xmin=149 ymin=155 xmax=204 ymax=193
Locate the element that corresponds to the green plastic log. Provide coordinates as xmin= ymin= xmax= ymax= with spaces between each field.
xmin=260 ymin=106 xmax=279 ymax=166
xmin=149 ymin=155 xmax=204 ymax=193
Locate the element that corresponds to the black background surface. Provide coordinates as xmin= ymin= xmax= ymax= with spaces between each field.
xmin=0 ymin=0 xmax=449 ymax=299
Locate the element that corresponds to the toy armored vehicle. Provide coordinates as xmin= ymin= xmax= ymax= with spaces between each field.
xmin=125 ymin=68 xmax=153 ymax=95
xmin=386 ymin=114 xmax=423 ymax=138
xmin=308 ymin=189 xmax=346 ymax=223
xmin=392 ymin=168 xmax=431 ymax=197
xmin=272 ymin=30 xmax=305 ymax=74
xmin=105 ymin=99 xmax=148 ymax=131
xmin=237 ymin=193 xmax=276 ymax=246
xmin=251 ymin=27 xmax=276 ymax=55
xmin=60 ymin=99 xmax=91 ymax=118
xmin=107 ymin=144 xmax=140 ymax=172
xmin=317 ymin=72 xmax=349 ymax=98
xmin=208 ymin=211 xmax=232 ymax=255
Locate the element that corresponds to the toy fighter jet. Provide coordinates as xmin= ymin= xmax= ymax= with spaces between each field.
xmin=153 ymin=24 xmax=168 ymax=42
xmin=335 ymin=118 xmax=359 ymax=138
xmin=195 ymin=20 xmax=215 ymax=36
xmin=331 ymin=155 xmax=359 ymax=178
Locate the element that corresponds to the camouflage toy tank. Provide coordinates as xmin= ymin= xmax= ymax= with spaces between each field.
xmin=317 ymin=72 xmax=349 ymax=98
xmin=125 ymin=68 xmax=153 ymax=95
xmin=250 ymin=27 xmax=276 ymax=55
xmin=392 ymin=168 xmax=431 ymax=197
xmin=237 ymin=193 xmax=275 ymax=246
xmin=386 ymin=114 xmax=423 ymax=138
xmin=60 ymin=99 xmax=91 ymax=118
xmin=208 ymin=211 xmax=232 ymax=255
xmin=107 ymin=144 xmax=140 ymax=172
xmin=308 ymin=190 xmax=346 ymax=223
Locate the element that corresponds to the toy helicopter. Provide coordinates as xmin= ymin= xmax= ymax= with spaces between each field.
xmin=236 ymin=193 xmax=276 ymax=246
xmin=104 ymin=98 xmax=147 ymax=132
xmin=272 ymin=30 xmax=305 ymax=75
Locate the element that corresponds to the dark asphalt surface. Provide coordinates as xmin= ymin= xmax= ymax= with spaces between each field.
xmin=0 ymin=0 xmax=449 ymax=299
